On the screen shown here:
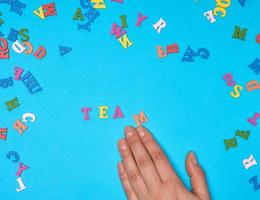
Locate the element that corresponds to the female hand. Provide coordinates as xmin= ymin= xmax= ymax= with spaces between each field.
xmin=117 ymin=126 xmax=210 ymax=200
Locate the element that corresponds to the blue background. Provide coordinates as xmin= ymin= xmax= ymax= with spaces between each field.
xmin=1 ymin=0 xmax=260 ymax=199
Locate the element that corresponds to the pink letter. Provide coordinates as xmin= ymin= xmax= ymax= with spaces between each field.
xmin=136 ymin=12 xmax=148 ymax=27
xmin=16 ymin=162 xmax=29 ymax=177
xmin=111 ymin=23 xmax=126 ymax=39
xmin=247 ymin=112 xmax=260 ymax=126
xmin=113 ymin=106 xmax=124 ymax=119
xmin=14 ymin=66 xmax=24 ymax=80
xmin=82 ymin=107 xmax=92 ymax=120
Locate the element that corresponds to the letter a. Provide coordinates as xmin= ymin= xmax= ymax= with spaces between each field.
xmin=33 ymin=6 xmax=45 ymax=19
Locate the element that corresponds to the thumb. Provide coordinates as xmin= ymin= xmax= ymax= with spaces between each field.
xmin=186 ymin=152 xmax=210 ymax=200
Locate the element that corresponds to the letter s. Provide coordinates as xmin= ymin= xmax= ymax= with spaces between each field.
xmin=230 ymin=85 xmax=243 ymax=98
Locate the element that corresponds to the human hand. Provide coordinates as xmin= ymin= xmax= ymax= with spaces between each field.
xmin=117 ymin=126 xmax=210 ymax=200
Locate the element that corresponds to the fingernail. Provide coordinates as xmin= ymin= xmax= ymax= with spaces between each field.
xmin=119 ymin=140 xmax=127 ymax=150
xmin=120 ymin=143 xmax=127 ymax=151
xmin=190 ymin=152 xmax=198 ymax=165
xmin=136 ymin=126 xmax=146 ymax=137
xmin=119 ymin=141 xmax=130 ymax=157
xmin=139 ymin=130 xmax=146 ymax=137
xmin=125 ymin=127 xmax=134 ymax=138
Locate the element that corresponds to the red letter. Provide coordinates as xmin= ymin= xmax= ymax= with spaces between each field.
xmin=33 ymin=45 xmax=47 ymax=59
xmin=43 ymin=2 xmax=57 ymax=17
xmin=256 ymin=34 xmax=260 ymax=44
xmin=0 ymin=38 xmax=9 ymax=59
xmin=166 ymin=43 xmax=179 ymax=54
xmin=0 ymin=128 xmax=7 ymax=140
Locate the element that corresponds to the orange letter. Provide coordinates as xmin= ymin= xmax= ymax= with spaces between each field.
xmin=134 ymin=111 xmax=148 ymax=126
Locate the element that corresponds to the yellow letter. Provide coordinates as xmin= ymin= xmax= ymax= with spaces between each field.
xmin=216 ymin=0 xmax=231 ymax=8
xmin=33 ymin=6 xmax=45 ymax=19
xmin=118 ymin=34 xmax=133 ymax=49
xmin=99 ymin=106 xmax=109 ymax=119
xmin=213 ymin=7 xmax=226 ymax=17
xmin=230 ymin=85 xmax=243 ymax=98
xmin=91 ymin=0 xmax=106 ymax=9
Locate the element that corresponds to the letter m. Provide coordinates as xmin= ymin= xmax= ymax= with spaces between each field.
xmin=134 ymin=112 xmax=148 ymax=126
xmin=232 ymin=26 xmax=248 ymax=41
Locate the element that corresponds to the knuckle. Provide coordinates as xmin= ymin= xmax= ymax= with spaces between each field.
xmin=151 ymin=151 xmax=165 ymax=163
xmin=137 ymin=156 xmax=150 ymax=169
xmin=120 ymin=172 xmax=128 ymax=181
xmin=163 ymin=177 xmax=175 ymax=187
xmin=128 ymin=135 xmax=140 ymax=146
xmin=128 ymin=171 xmax=141 ymax=182
xmin=197 ymin=168 xmax=206 ymax=178
xmin=122 ymin=149 xmax=132 ymax=159
xmin=163 ymin=177 xmax=183 ymax=189
xmin=141 ymin=133 xmax=151 ymax=144
xmin=141 ymin=130 xmax=153 ymax=144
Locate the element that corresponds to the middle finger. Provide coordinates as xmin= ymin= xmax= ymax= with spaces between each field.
xmin=124 ymin=126 xmax=162 ymax=192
